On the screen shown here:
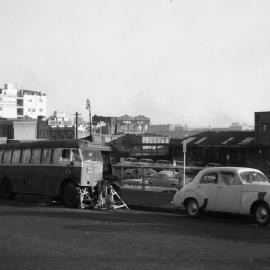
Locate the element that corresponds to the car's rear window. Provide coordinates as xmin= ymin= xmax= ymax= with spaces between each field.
xmin=240 ymin=171 xmax=270 ymax=184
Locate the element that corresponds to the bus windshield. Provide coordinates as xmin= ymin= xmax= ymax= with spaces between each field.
xmin=80 ymin=149 xmax=103 ymax=162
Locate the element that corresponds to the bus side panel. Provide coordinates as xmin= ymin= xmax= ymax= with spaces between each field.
xmin=1 ymin=165 xmax=30 ymax=194
xmin=46 ymin=166 xmax=82 ymax=196
xmin=27 ymin=165 xmax=48 ymax=195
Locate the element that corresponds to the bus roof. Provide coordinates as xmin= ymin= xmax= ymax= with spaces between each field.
xmin=0 ymin=139 xmax=112 ymax=151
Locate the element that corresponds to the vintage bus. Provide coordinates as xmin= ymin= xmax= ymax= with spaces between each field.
xmin=0 ymin=139 xmax=112 ymax=207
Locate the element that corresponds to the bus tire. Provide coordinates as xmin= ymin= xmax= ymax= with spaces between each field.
xmin=1 ymin=179 xmax=13 ymax=199
xmin=62 ymin=182 xmax=79 ymax=208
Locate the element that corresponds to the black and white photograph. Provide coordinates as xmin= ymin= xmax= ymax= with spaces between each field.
xmin=0 ymin=1 xmax=270 ymax=269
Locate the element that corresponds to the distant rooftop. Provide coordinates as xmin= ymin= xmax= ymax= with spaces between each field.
xmin=170 ymin=130 xmax=256 ymax=147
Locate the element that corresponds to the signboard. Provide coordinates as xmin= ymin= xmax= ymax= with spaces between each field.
xmin=48 ymin=119 xmax=72 ymax=127
xmin=183 ymin=141 xmax=187 ymax=153
xmin=0 ymin=97 xmax=17 ymax=108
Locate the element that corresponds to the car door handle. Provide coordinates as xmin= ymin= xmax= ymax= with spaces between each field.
xmin=218 ymin=185 xmax=223 ymax=188
xmin=197 ymin=185 xmax=201 ymax=188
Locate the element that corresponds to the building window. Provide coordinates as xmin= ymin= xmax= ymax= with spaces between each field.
xmin=17 ymin=108 xmax=24 ymax=115
xmin=39 ymin=108 xmax=43 ymax=112
xmin=17 ymin=99 xmax=24 ymax=106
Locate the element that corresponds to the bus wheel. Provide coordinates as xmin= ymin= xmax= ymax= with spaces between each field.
xmin=62 ymin=183 xmax=79 ymax=208
xmin=1 ymin=179 xmax=13 ymax=199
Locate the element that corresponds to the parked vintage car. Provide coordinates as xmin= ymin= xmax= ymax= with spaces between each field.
xmin=173 ymin=167 xmax=270 ymax=225
xmin=155 ymin=160 xmax=171 ymax=165
xmin=144 ymin=171 xmax=180 ymax=188
xmin=122 ymin=170 xmax=180 ymax=192
xmin=122 ymin=157 xmax=138 ymax=164
xmin=123 ymin=168 xmax=157 ymax=179
xmin=138 ymin=158 xmax=153 ymax=164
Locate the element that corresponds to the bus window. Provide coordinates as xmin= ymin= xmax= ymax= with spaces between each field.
xmin=3 ymin=150 xmax=12 ymax=164
xmin=60 ymin=149 xmax=71 ymax=162
xmin=31 ymin=149 xmax=41 ymax=164
xmin=12 ymin=149 xmax=21 ymax=164
xmin=52 ymin=148 xmax=71 ymax=164
xmin=80 ymin=149 xmax=102 ymax=162
xmin=41 ymin=149 xmax=52 ymax=164
xmin=21 ymin=149 xmax=31 ymax=164
xmin=0 ymin=150 xmax=3 ymax=163
xmin=72 ymin=149 xmax=81 ymax=162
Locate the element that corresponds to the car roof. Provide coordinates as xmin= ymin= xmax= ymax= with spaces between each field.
xmin=199 ymin=167 xmax=262 ymax=174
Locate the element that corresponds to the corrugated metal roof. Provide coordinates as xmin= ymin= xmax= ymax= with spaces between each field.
xmin=170 ymin=131 xmax=255 ymax=147
xmin=195 ymin=137 xmax=207 ymax=144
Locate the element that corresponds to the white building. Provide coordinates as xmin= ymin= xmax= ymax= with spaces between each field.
xmin=47 ymin=111 xmax=73 ymax=127
xmin=0 ymin=84 xmax=47 ymax=119
xmin=0 ymin=84 xmax=17 ymax=118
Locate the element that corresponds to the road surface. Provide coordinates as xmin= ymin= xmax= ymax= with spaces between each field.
xmin=0 ymin=199 xmax=270 ymax=270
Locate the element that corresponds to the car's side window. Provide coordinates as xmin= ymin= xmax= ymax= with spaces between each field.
xmin=220 ymin=172 xmax=240 ymax=185
xmin=200 ymin=173 xmax=218 ymax=184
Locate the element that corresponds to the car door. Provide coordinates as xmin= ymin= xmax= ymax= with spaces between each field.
xmin=196 ymin=172 xmax=218 ymax=211
xmin=216 ymin=171 xmax=242 ymax=213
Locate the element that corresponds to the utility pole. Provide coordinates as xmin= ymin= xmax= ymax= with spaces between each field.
xmin=74 ymin=112 xmax=81 ymax=139
xmin=86 ymin=99 xmax=92 ymax=136
xmin=183 ymin=140 xmax=187 ymax=187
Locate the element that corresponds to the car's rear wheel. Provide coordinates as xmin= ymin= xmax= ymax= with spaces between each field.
xmin=1 ymin=179 xmax=13 ymax=199
xmin=254 ymin=203 xmax=269 ymax=226
xmin=186 ymin=199 xmax=201 ymax=218
xmin=62 ymin=182 xmax=79 ymax=208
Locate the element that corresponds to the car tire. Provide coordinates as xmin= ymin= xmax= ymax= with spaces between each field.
xmin=186 ymin=199 xmax=201 ymax=218
xmin=1 ymin=179 xmax=13 ymax=199
xmin=62 ymin=182 xmax=79 ymax=208
xmin=254 ymin=203 xmax=270 ymax=226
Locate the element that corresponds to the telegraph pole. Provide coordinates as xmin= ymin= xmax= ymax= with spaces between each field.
xmin=183 ymin=140 xmax=187 ymax=187
xmin=74 ymin=112 xmax=81 ymax=139
xmin=86 ymin=99 xmax=92 ymax=136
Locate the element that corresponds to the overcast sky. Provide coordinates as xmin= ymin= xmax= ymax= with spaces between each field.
xmin=0 ymin=0 xmax=270 ymax=127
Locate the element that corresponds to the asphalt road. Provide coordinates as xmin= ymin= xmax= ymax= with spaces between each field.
xmin=0 ymin=199 xmax=270 ymax=270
